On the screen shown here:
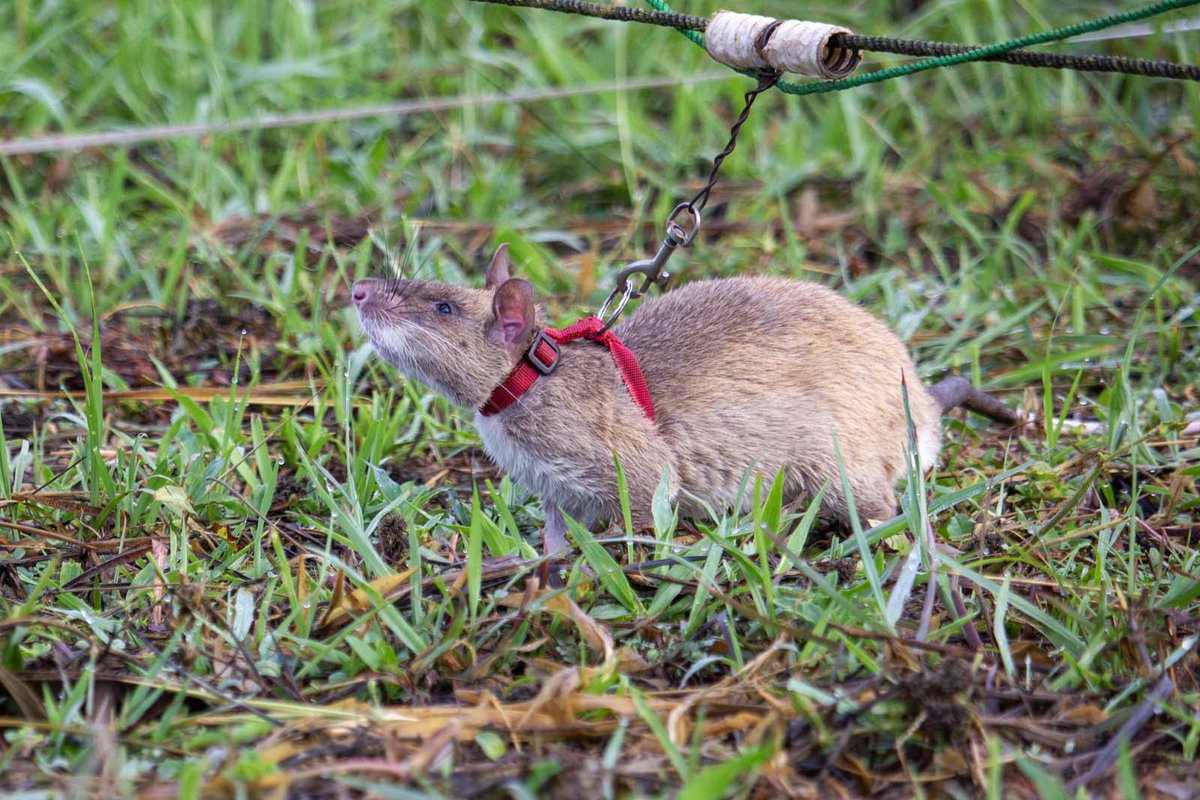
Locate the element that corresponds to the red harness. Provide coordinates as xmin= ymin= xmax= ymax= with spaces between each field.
xmin=479 ymin=316 xmax=656 ymax=421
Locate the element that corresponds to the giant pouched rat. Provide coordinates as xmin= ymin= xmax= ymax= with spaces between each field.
xmin=352 ymin=245 xmax=1017 ymax=555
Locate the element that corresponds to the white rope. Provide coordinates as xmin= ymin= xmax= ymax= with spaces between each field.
xmin=0 ymin=72 xmax=730 ymax=157
xmin=704 ymin=11 xmax=862 ymax=79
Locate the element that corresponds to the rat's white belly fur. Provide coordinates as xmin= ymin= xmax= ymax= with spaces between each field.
xmin=476 ymin=413 xmax=612 ymax=523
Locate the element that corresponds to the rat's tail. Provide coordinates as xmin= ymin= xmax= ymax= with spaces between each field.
xmin=928 ymin=376 xmax=1019 ymax=425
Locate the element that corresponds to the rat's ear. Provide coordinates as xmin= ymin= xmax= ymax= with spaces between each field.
xmin=488 ymin=278 xmax=535 ymax=353
xmin=485 ymin=244 xmax=513 ymax=290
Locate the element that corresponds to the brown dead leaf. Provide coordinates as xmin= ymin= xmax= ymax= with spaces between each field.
xmin=0 ymin=665 xmax=45 ymax=720
xmin=836 ymin=752 xmax=874 ymax=793
xmin=498 ymin=587 xmax=622 ymax=662
xmin=1057 ymin=703 xmax=1107 ymax=726
xmin=1006 ymin=638 xmax=1056 ymax=666
xmin=575 ymin=248 xmax=597 ymax=298
xmin=933 ymin=745 xmax=970 ymax=775
xmin=150 ymin=538 xmax=168 ymax=628
xmin=317 ymin=567 xmax=416 ymax=631
xmin=204 ymin=209 xmax=373 ymax=260
xmin=1118 ymin=178 xmax=1158 ymax=230
xmin=545 ymin=593 xmax=613 ymax=661
xmin=1171 ymin=143 xmax=1196 ymax=176
xmin=403 ymin=719 xmax=460 ymax=775
xmin=516 ymin=667 xmax=582 ymax=730
xmin=60 ymin=543 xmax=153 ymax=592
xmin=9 ymin=492 xmax=102 ymax=516
xmin=0 ymin=381 xmax=324 ymax=405
xmin=795 ymin=187 xmax=819 ymax=236
xmin=885 ymin=639 xmax=924 ymax=672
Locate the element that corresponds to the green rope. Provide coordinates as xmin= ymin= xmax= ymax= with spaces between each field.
xmin=645 ymin=0 xmax=1200 ymax=95
xmin=472 ymin=0 xmax=1200 ymax=80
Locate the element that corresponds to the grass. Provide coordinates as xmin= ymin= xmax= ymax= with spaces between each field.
xmin=2 ymin=0 xmax=1199 ymax=796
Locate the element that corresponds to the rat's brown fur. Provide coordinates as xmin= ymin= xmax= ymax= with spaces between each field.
xmin=354 ymin=246 xmax=992 ymax=540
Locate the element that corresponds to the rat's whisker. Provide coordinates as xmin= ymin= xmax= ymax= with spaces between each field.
xmin=395 ymin=319 xmax=466 ymax=362
xmin=403 ymin=252 xmax=437 ymax=283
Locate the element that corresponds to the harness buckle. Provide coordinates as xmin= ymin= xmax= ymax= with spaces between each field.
xmin=526 ymin=331 xmax=561 ymax=375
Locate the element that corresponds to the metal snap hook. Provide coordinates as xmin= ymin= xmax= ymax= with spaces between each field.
xmin=593 ymin=203 xmax=704 ymax=329
xmin=665 ymin=202 xmax=702 ymax=246
xmin=596 ymin=279 xmax=635 ymax=333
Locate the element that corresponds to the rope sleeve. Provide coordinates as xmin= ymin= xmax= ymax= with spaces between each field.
xmin=704 ymin=12 xmax=862 ymax=79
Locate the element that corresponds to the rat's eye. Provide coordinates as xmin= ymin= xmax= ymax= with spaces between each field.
xmin=435 ymin=301 xmax=453 ymax=315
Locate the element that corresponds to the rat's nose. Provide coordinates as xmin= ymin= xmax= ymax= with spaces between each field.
xmin=351 ymin=281 xmax=372 ymax=306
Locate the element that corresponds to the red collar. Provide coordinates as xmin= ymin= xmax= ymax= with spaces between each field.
xmin=479 ymin=316 xmax=655 ymax=421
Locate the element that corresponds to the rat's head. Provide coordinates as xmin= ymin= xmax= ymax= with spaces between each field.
xmin=351 ymin=245 xmax=543 ymax=409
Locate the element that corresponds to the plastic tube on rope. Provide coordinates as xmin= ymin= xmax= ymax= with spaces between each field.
xmin=704 ymin=11 xmax=863 ymax=79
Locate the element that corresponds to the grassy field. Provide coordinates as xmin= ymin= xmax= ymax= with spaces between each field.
xmin=2 ymin=0 xmax=1199 ymax=796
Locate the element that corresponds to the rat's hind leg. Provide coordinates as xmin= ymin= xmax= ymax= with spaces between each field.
xmin=810 ymin=476 xmax=897 ymax=528
xmin=852 ymin=486 xmax=899 ymax=526
xmin=542 ymin=504 xmax=571 ymax=557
